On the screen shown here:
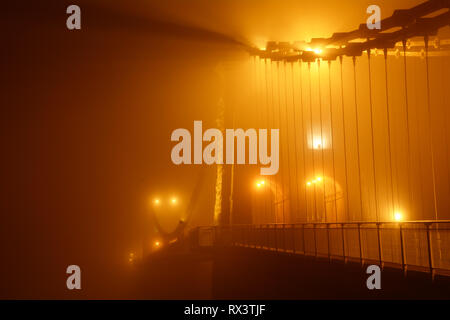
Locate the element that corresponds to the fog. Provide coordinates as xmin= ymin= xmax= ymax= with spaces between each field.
xmin=2 ymin=1 xmax=246 ymax=298
xmin=1 ymin=0 xmax=449 ymax=299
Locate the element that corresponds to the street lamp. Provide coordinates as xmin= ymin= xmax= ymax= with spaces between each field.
xmin=255 ymin=179 xmax=266 ymax=189
xmin=394 ymin=211 xmax=404 ymax=222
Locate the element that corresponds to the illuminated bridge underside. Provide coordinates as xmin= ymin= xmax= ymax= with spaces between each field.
xmin=196 ymin=221 xmax=450 ymax=277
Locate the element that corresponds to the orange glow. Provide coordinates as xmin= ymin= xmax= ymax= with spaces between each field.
xmin=394 ymin=212 xmax=404 ymax=222
xmin=253 ymin=37 xmax=268 ymax=52
xmin=255 ymin=179 xmax=266 ymax=189
xmin=153 ymin=198 xmax=160 ymax=205
xmin=311 ymin=135 xmax=327 ymax=150
xmin=306 ymin=47 xmax=323 ymax=55
xmin=170 ymin=197 xmax=178 ymax=205
xmin=306 ymin=177 xmax=322 ymax=187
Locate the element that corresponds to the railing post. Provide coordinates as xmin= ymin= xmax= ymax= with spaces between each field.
xmin=399 ymin=223 xmax=406 ymax=276
xmin=240 ymin=226 xmax=243 ymax=246
xmin=252 ymin=225 xmax=255 ymax=248
xmin=292 ymin=224 xmax=296 ymax=254
xmin=263 ymin=225 xmax=266 ymax=249
xmin=244 ymin=225 xmax=252 ymax=248
xmin=238 ymin=226 xmax=241 ymax=246
xmin=246 ymin=225 xmax=248 ymax=247
xmin=259 ymin=224 xmax=263 ymax=249
xmin=230 ymin=226 xmax=233 ymax=246
xmin=327 ymin=223 xmax=331 ymax=262
xmin=255 ymin=225 xmax=258 ymax=248
xmin=426 ymin=223 xmax=434 ymax=280
xmin=244 ymin=226 xmax=247 ymax=246
xmin=265 ymin=224 xmax=269 ymax=250
xmin=245 ymin=225 xmax=249 ymax=247
xmin=302 ymin=223 xmax=306 ymax=254
xmin=255 ymin=225 xmax=261 ymax=248
xmin=377 ymin=223 xmax=382 ymax=269
xmin=251 ymin=225 xmax=254 ymax=248
xmin=275 ymin=225 xmax=278 ymax=252
xmin=341 ymin=223 xmax=346 ymax=263
xmin=313 ymin=224 xmax=317 ymax=257
xmin=358 ymin=223 xmax=363 ymax=266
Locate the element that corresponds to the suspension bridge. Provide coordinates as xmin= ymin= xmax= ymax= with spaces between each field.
xmin=140 ymin=0 xmax=450 ymax=299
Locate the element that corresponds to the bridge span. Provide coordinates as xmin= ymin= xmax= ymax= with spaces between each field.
xmin=135 ymin=221 xmax=450 ymax=299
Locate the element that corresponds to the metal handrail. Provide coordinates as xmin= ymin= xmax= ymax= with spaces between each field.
xmin=195 ymin=221 xmax=450 ymax=278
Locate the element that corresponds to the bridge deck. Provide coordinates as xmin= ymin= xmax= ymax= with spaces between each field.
xmin=193 ymin=221 xmax=450 ymax=278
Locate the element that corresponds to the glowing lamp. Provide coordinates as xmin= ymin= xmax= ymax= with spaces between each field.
xmin=394 ymin=212 xmax=403 ymax=222
xmin=306 ymin=47 xmax=323 ymax=55
xmin=255 ymin=179 xmax=265 ymax=189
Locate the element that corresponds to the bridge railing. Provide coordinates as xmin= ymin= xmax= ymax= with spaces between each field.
xmin=195 ymin=221 xmax=450 ymax=277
